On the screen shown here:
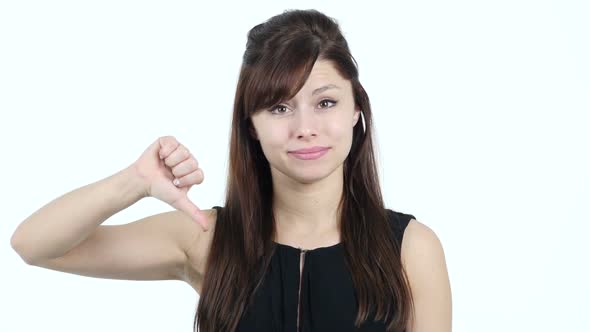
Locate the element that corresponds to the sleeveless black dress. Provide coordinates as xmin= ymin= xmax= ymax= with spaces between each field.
xmin=211 ymin=206 xmax=415 ymax=332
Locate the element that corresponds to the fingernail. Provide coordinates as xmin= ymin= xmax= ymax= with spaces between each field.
xmin=173 ymin=179 xmax=180 ymax=186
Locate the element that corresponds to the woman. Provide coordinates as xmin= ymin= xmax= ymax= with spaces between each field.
xmin=11 ymin=9 xmax=451 ymax=332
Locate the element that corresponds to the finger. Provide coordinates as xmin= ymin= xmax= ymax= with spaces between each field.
xmin=172 ymin=168 xmax=204 ymax=187
xmin=158 ymin=136 xmax=180 ymax=160
xmin=163 ymin=146 xmax=193 ymax=167
xmin=171 ymin=157 xmax=198 ymax=179
xmin=161 ymin=143 xmax=188 ymax=163
xmin=172 ymin=196 xmax=209 ymax=231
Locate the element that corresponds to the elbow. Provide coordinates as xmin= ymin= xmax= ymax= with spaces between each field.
xmin=10 ymin=232 xmax=39 ymax=265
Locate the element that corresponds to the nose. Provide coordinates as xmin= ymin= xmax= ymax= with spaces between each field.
xmin=293 ymin=108 xmax=318 ymax=139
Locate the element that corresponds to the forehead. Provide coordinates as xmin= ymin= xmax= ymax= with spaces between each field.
xmin=289 ymin=60 xmax=350 ymax=99
xmin=304 ymin=60 xmax=346 ymax=85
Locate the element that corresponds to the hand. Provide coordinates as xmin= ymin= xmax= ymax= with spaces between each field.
xmin=130 ymin=136 xmax=209 ymax=231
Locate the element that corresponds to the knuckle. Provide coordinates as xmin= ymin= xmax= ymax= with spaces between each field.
xmin=160 ymin=135 xmax=176 ymax=145
xmin=186 ymin=170 xmax=203 ymax=185
xmin=171 ymin=167 xmax=180 ymax=177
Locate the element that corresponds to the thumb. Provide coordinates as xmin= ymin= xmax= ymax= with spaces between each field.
xmin=172 ymin=196 xmax=209 ymax=232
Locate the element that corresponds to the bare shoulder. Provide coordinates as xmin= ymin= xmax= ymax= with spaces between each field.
xmin=401 ymin=219 xmax=452 ymax=331
xmin=401 ymin=219 xmax=445 ymax=263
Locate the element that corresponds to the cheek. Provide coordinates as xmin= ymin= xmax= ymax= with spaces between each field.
xmin=258 ymin=126 xmax=288 ymax=155
xmin=326 ymin=117 xmax=354 ymax=138
xmin=265 ymin=126 xmax=288 ymax=146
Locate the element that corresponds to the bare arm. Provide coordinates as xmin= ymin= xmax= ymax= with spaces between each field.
xmin=10 ymin=166 xmax=147 ymax=263
xmin=402 ymin=219 xmax=453 ymax=332
xmin=22 ymin=209 xmax=211 ymax=282
xmin=10 ymin=136 xmax=210 ymax=282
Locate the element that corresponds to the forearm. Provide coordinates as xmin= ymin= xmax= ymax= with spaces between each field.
xmin=10 ymin=165 xmax=147 ymax=263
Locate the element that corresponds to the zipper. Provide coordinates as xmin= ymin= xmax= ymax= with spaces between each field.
xmin=297 ymin=248 xmax=308 ymax=332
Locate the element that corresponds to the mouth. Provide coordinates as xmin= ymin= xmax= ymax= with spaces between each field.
xmin=288 ymin=147 xmax=331 ymax=160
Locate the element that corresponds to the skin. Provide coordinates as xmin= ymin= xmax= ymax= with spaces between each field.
xmin=250 ymin=59 xmax=361 ymax=248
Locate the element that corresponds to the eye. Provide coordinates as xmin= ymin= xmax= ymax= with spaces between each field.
xmin=318 ymin=99 xmax=337 ymax=109
xmin=268 ymin=99 xmax=337 ymax=115
xmin=269 ymin=104 xmax=290 ymax=115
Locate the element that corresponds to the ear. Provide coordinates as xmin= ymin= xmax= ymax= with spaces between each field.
xmin=353 ymin=107 xmax=361 ymax=127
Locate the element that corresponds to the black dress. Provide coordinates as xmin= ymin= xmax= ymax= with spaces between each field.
xmin=211 ymin=206 xmax=416 ymax=332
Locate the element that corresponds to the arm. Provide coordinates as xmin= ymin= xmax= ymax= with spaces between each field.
xmin=10 ymin=166 xmax=147 ymax=263
xmin=10 ymin=165 xmax=209 ymax=282
xmin=24 ymin=209 xmax=211 ymax=282
xmin=402 ymin=219 xmax=453 ymax=332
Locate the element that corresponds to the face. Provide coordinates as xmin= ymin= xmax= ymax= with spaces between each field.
xmin=250 ymin=59 xmax=361 ymax=184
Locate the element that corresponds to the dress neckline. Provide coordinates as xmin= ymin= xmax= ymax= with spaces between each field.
xmin=271 ymin=240 xmax=343 ymax=252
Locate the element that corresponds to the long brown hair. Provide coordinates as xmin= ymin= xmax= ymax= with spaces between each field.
xmin=194 ymin=9 xmax=414 ymax=332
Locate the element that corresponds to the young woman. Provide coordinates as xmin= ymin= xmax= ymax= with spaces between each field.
xmin=11 ymin=9 xmax=451 ymax=332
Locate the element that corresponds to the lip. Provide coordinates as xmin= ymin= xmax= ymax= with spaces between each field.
xmin=288 ymin=146 xmax=331 ymax=160
xmin=290 ymin=146 xmax=330 ymax=154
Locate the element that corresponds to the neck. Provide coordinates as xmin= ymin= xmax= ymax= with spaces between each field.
xmin=271 ymin=164 xmax=343 ymax=238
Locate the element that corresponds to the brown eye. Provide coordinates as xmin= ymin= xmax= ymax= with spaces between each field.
xmin=319 ymin=99 xmax=337 ymax=108
xmin=270 ymin=104 xmax=289 ymax=114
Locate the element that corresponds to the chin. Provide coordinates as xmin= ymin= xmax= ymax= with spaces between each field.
xmin=292 ymin=174 xmax=326 ymax=185
xmin=289 ymin=165 xmax=339 ymax=184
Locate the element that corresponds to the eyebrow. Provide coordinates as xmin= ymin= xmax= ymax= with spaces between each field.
xmin=312 ymin=84 xmax=340 ymax=96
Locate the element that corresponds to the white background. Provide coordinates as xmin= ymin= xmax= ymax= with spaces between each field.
xmin=1 ymin=1 xmax=588 ymax=331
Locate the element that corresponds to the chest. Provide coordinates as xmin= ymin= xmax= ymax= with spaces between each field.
xmin=235 ymin=245 xmax=388 ymax=332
